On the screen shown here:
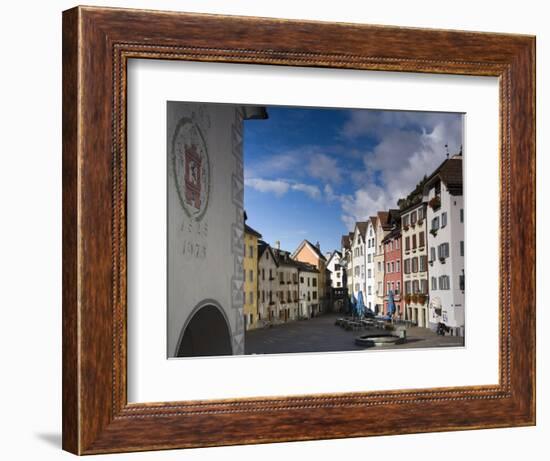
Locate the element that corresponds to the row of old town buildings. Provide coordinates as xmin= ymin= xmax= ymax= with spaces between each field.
xmin=341 ymin=152 xmax=465 ymax=336
xmin=243 ymin=152 xmax=464 ymax=336
xmin=243 ymin=215 xmax=340 ymax=330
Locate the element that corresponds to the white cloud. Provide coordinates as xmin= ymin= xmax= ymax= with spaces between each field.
xmin=338 ymin=112 xmax=463 ymax=230
xmin=341 ymin=110 xmax=462 ymax=143
xmin=246 ymin=147 xmax=344 ymax=186
xmin=291 ymin=183 xmax=321 ymax=199
xmin=340 ymin=185 xmax=392 ymax=231
xmin=244 ymin=178 xmax=289 ymax=196
xmin=324 ymin=184 xmax=338 ymax=202
xmin=245 ymin=109 xmax=463 ymax=234
xmin=244 ymin=151 xmax=300 ymax=179
xmin=307 ymin=153 xmax=342 ymax=184
xmin=245 ymin=177 xmax=321 ymax=200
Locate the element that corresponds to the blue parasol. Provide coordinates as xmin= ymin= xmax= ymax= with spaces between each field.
xmin=350 ymin=293 xmax=357 ymax=309
xmin=356 ymin=290 xmax=366 ymax=318
xmin=387 ymin=290 xmax=396 ymax=317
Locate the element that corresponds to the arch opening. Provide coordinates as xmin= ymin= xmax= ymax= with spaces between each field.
xmin=176 ymin=304 xmax=233 ymax=357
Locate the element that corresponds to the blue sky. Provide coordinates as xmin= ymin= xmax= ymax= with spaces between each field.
xmin=243 ymin=106 xmax=462 ymax=255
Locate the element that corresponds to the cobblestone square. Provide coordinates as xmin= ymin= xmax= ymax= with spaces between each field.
xmin=245 ymin=313 xmax=464 ymax=355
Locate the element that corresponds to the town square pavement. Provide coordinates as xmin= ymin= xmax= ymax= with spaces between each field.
xmin=244 ymin=313 xmax=464 ymax=355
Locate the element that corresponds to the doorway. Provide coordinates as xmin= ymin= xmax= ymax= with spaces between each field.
xmin=176 ymin=304 xmax=232 ymax=357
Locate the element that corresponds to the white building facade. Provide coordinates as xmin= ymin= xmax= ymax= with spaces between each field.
xmin=272 ymin=247 xmax=300 ymax=322
xmin=167 ymin=102 xmax=266 ymax=357
xmin=365 ymin=218 xmax=377 ymax=312
xmin=342 ymin=233 xmax=354 ymax=302
xmin=296 ymin=262 xmax=320 ymax=318
xmin=326 ymin=251 xmax=343 ymax=289
xmin=425 ymin=155 xmax=465 ymax=336
xmin=257 ymin=242 xmax=279 ymax=324
xmin=351 ymin=222 xmax=367 ymax=300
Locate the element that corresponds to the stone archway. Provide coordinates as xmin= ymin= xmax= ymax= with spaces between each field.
xmin=176 ymin=304 xmax=233 ymax=357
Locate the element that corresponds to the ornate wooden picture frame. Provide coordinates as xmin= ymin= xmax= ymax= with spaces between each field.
xmin=62 ymin=5 xmax=535 ymax=455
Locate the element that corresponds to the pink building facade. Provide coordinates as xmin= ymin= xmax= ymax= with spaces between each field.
xmin=382 ymin=225 xmax=403 ymax=318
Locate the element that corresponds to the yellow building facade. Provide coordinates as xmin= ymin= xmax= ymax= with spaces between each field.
xmin=243 ymin=224 xmax=262 ymax=330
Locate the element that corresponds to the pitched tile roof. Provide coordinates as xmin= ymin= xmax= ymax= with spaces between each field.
xmin=381 ymin=210 xmax=402 ymax=243
xmin=388 ymin=209 xmax=401 ymax=223
xmin=438 ymin=156 xmax=463 ymax=195
xmin=424 ymin=154 xmax=463 ymax=196
xmin=326 ymin=250 xmax=342 ymax=266
xmin=341 ymin=234 xmax=351 ymax=250
xmin=377 ymin=211 xmax=392 ymax=230
xmin=258 ymin=240 xmax=278 ymax=266
xmin=294 ymin=260 xmax=320 ymax=273
xmin=293 ymin=239 xmax=327 ymax=261
xmin=272 ymin=247 xmax=300 ymax=267
xmin=382 ymin=226 xmax=402 ymax=243
xmin=356 ymin=221 xmax=368 ymax=237
xmin=244 ymin=223 xmax=262 ymax=238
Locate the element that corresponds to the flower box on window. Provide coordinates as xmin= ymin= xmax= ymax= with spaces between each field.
xmin=429 ymin=196 xmax=441 ymax=210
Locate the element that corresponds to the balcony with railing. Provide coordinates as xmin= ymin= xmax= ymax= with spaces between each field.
xmin=404 ymin=292 xmax=428 ymax=305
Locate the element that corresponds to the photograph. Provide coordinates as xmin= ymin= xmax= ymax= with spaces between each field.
xmin=51 ymin=3 xmax=536 ymax=456
xmin=167 ymin=102 xmax=465 ymax=358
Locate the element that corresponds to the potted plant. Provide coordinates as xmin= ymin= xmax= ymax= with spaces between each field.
xmin=411 ymin=293 xmax=419 ymax=304
xmin=405 ymin=294 xmax=412 ymax=304
xmin=428 ymin=196 xmax=441 ymax=210
xmin=417 ymin=293 xmax=427 ymax=305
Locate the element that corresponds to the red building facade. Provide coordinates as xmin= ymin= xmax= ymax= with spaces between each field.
xmin=382 ymin=226 xmax=403 ymax=318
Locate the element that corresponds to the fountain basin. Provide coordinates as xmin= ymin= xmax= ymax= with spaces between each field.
xmin=355 ymin=333 xmax=406 ymax=347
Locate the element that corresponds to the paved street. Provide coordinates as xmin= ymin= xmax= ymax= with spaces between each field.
xmin=244 ymin=313 xmax=464 ymax=355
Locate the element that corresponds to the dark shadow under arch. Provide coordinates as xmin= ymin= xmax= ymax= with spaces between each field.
xmin=176 ymin=304 xmax=233 ymax=357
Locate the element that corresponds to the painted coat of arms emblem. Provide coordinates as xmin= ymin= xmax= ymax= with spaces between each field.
xmin=172 ymin=117 xmax=210 ymax=220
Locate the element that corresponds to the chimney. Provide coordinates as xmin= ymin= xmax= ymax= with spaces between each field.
xmin=275 ymin=240 xmax=280 ymax=250
xmin=316 ymin=241 xmax=321 ymax=251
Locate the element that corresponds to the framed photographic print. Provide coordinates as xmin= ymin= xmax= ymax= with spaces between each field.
xmin=62 ymin=5 xmax=535 ymax=455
